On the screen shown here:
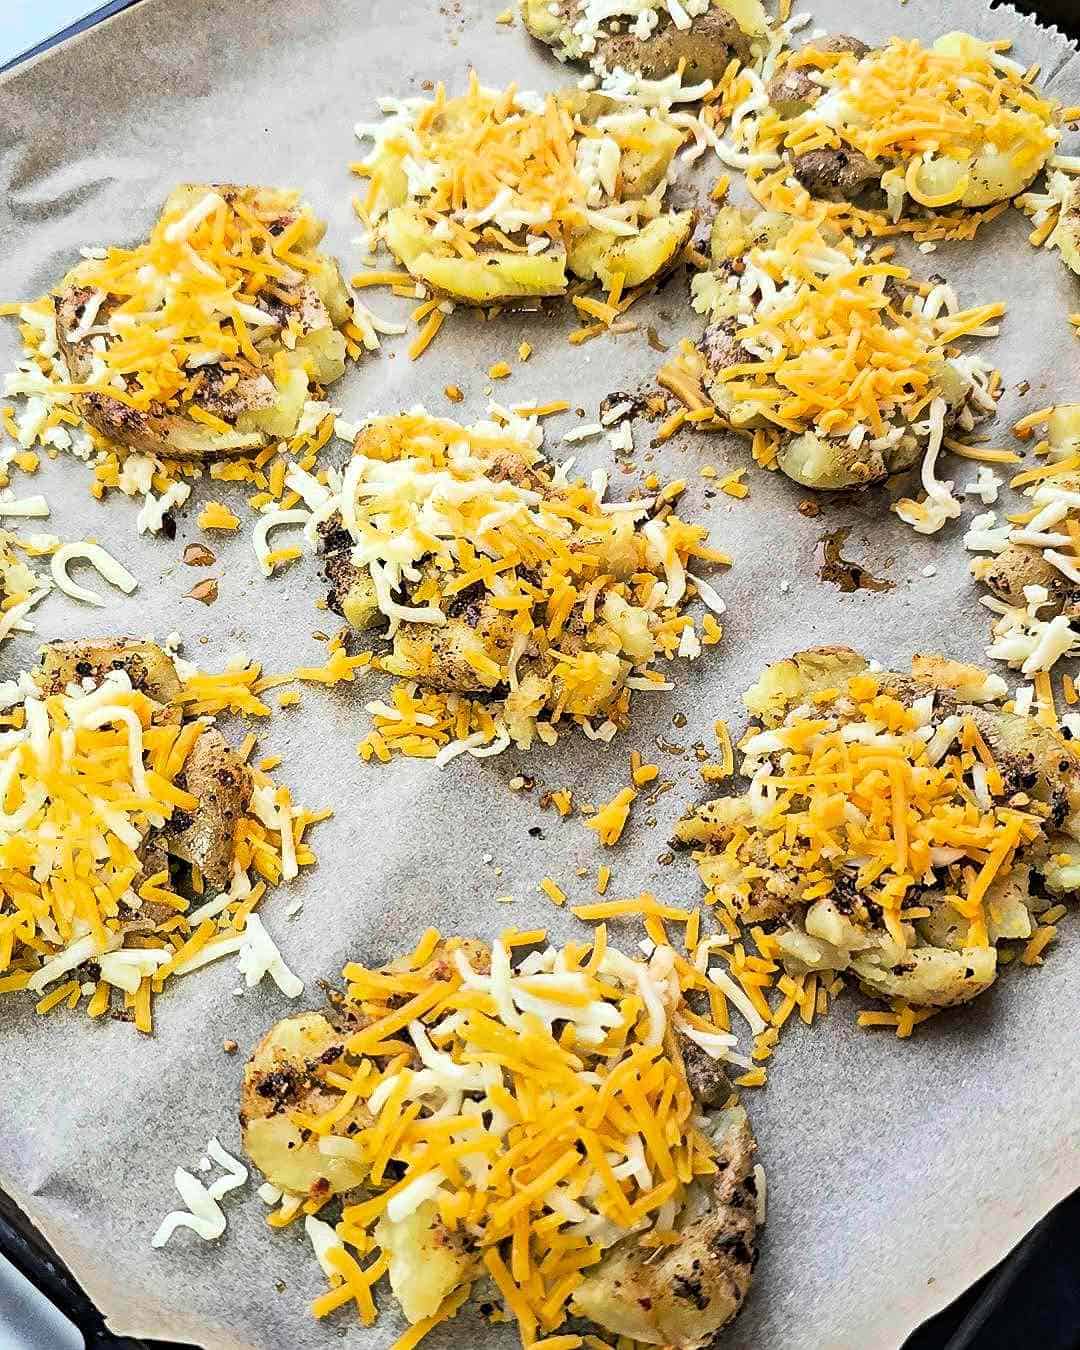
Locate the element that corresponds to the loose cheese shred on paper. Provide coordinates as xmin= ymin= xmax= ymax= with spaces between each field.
xmin=152 ymin=1137 xmax=249 ymax=1247
xmin=271 ymin=930 xmax=755 ymax=1341
xmin=0 ymin=652 xmax=326 ymax=1025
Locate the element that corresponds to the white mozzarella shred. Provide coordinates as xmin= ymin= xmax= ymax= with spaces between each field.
xmin=0 ymin=588 xmax=50 ymax=646
xmin=964 ymin=511 xmax=1010 ymax=553
xmin=305 ymin=1215 xmax=346 ymax=1277
xmin=678 ymin=624 xmax=702 ymax=659
xmin=25 ymin=930 xmax=123 ymax=993
xmin=0 ymin=494 xmax=50 ymax=518
xmin=753 ymin=1163 xmax=767 ymax=1225
xmin=708 ymin=965 xmax=767 ymax=1035
xmin=964 ymin=465 xmax=1002 ymax=505
xmin=562 ymin=422 xmax=604 ymax=443
xmin=152 ymin=1169 xmax=227 ymax=1246
xmin=137 ymin=482 xmax=191 ymax=535
xmin=385 ymin=1168 xmax=449 ymax=1223
xmin=163 ymin=191 xmax=226 ymax=244
xmin=50 ymin=541 xmax=138 ymax=606
xmin=688 ymin=571 xmax=726 ymax=615
xmin=151 ymin=1137 xmax=248 ymax=1248
xmin=97 ymin=948 xmax=172 ymax=993
xmin=236 ymin=913 xmax=304 ymax=998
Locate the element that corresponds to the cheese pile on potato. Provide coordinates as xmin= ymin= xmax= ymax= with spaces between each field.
xmin=752 ymin=32 xmax=1060 ymax=218
xmin=677 ymin=648 xmax=1078 ymax=1020
xmin=2 ymin=185 xmax=354 ymax=472
xmin=241 ymin=931 xmax=762 ymax=1347
xmin=520 ymin=0 xmax=773 ymax=83
xmin=664 ymin=202 xmax=1003 ymax=509
xmin=0 ymin=638 xmax=322 ymax=1030
xmin=298 ymin=408 xmax=727 ymax=761
xmin=0 ymin=529 xmax=48 ymax=647
xmin=353 ymin=75 xmax=696 ymax=306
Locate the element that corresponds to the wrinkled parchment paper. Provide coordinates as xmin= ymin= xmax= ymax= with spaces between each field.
xmin=1 ymin=0 xmax=1079 ymax=1345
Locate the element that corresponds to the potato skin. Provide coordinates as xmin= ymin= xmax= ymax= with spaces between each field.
xmin=164 ymin=728 xmax=252 ymax=891
xmin=572 ymin=1107 xmax=759 ymax=1348
xmin=593 ymin=8 xmax=752 ymax=82
xmin=34 ymin=638 xmax=182 ymax=707
xmin=766 ymin=34 xmax=870 ymax=115
xmin=980 ymin=543 xmax=1080 ymax=615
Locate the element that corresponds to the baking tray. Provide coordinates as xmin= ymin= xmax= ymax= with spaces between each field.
xmin=1 ymin=0 xmax=1079 ymax=1347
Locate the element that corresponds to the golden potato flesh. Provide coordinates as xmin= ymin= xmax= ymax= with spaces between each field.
xmin=374 ymin=1202 xmax=473 ymax=1325
xmin=240 ymin=1012 xmax=371 ymax=1200
xmin=34 ymin=638 xmax=182 ymax=705
xmin=384 ymin=208 xmax=568 ymax=305
xmin=742 ymin=645 xmax=868 ymax=726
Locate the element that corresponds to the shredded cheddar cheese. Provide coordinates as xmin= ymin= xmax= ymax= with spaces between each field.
xmin=294 ymin=408 xmax=728 ymax=763
xmin=285 ymin=932 xmax=741 ymax=1343
xmin=0 ymin=647 xmax=325 ymax=1027
xmin=585 ymin=787 xmax=637 ymax=846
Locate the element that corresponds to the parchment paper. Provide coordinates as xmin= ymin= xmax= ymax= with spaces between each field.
xmin=1 ymin=1 xmax=1079 ymax=1346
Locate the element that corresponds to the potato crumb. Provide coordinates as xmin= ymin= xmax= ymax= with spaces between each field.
xmin=488 ymin=361 xmax=512 ymax=379
xmin=444 ymin=384 xmax=464 ymax=402
xmin=596 ymin=864 xmax=611 ymax=894
xmin=278 ymin=691 xmax=301 ymax=708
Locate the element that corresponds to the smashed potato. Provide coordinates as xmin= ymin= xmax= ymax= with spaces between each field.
xmin=11 ymin=185 xmax=352 ymax=465
xmin=242 ymin=932 xmax=762 ymax=1344
xmin=353 ymin=76 xmax=694 ymax=308
xmin=305 ymin=407 xmax=727 ymax=762
xmin=520 ymin=0 xmax=769 ymax=82
xmin=677 ymin=648 xmax=1077 ymax=1016
xmin=668 ymin=204 xmax=1001 ymax=499
xmin=755 ymin=33 xmax=1060 ymax=215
